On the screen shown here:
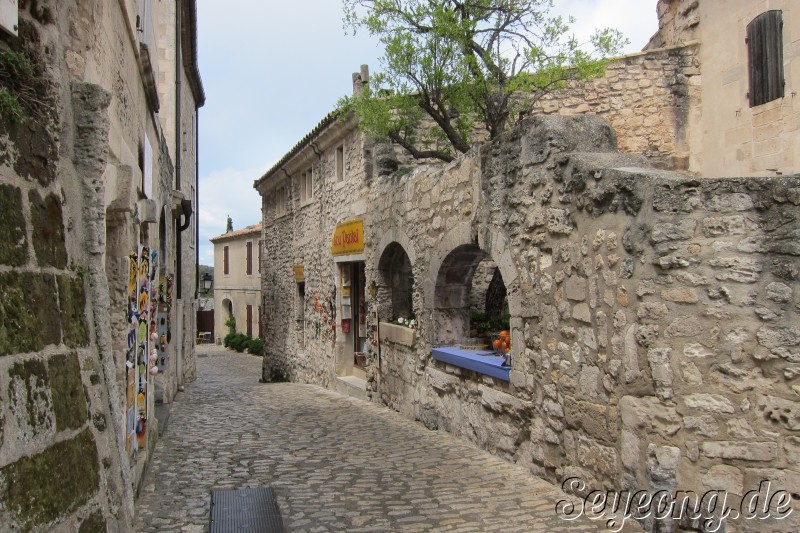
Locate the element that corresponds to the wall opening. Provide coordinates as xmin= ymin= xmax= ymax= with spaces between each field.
xmin=433 ymin=244 xmax=509 ymax=346
xmin=377 ymin=242 xmax=414 ymax=322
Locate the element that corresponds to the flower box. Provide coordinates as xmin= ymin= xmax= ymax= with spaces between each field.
xmin=379 ymin=322 xmax=416 ymax=347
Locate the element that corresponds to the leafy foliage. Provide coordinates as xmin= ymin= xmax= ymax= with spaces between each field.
xmin=470 ymin=311 xmax=510 ymax=334
xmin=340 ymin=0 xmax=627 ymax=161
xmin=0 ymin=50 xmax=52 ymax=123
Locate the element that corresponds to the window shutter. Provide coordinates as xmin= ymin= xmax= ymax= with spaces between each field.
xmin=747 ymin=10 xmax=784 ymax=107
xmin=246 ymin=241 xmax=252 ymax=275
xmin=224 ymin=246 xmax=229 ymax=275
xmin=246 ymin=305 xmax=253 ymax=337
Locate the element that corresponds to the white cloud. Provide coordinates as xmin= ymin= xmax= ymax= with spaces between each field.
xmin=198 ymin=164 xmax=266 ymax=266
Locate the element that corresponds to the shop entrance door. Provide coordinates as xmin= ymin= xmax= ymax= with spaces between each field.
xmin=352 ymin=262 xmax=367 ymax=369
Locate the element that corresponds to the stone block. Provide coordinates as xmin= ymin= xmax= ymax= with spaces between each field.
xmin=684 ymin=393 xmax=735 ymax=413
xmin=8 ymin=359 xmax=54 ymax=441
xmin=577 ymin=434 xmax=618 ymax=479
xmin=479 ymin=385 xmax=531 ymax=419
xmin=29 ymin=190 xmax=68 ymax=269
xmin=565 ymin=275 xmax=586 ymax=301
xmin=572 ymin=303 xmax=591 ymax=323
xmin=701 ymin=465 xmax=743 ymax=496
xmin=0 ymin=272 xmax=61 ymax=355
xmin=665 ymin=316 xmax=703 ymax=337
xmin=647 ymin=444 xmax=680 ymax=488
xmin=619 ymin=395 xmax=681 ymax=437
xmin=637 ymin=302 xmax=669 ymax=321
xmin=0 ymin=185 xmax=28 ymax=266
xmin=564 ymin=396 xmax=617 ymax=445
xmin=765 ymin=282 xmax=793 ymax=303
xmin=684 ymin=415 xmax=719 ymax=437
xmin=58 ymin=275 xmax=90 ymax=348
xmin=426 ymin=367 xmax=460 ymax=394
xmin=647 ymin=348 xmax=673 ymax=400
xmin=701 ymin=441 xmax=777 ymax=461
xmin=706 ymin=193 xmax=754 ymax=212
xmin=48 ymin=353 xmax=88 ymax=431
xmin=709 ymin=256 xmax=762 ymax=283
xmin=649 ymin=219 xmax=696 ymax=243
xmin=756 ymin=395 xmax=800 ymax=431
xmin=0 ymin=429 xmax=100 ymax=529
xmin=702 ymin=215 xmax=747 ymax=237
xmin=661 ymin=287 xmax=698 ymax=303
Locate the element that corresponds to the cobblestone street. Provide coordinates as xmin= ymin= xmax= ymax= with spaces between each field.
xmin=134 ymin=345 xmax=636 ymax=532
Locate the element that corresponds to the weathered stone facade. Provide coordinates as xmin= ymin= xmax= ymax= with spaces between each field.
xmin=0 ymin=1 xmax=203 ymax=529
xmin=543 ymin=0 xmax=799 ymax=178
xmin=258 ymin=111 xmax=799 ymax=531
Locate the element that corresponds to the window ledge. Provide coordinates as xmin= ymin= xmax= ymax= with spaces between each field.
xmin=431 ymin=346 xmax=510 ymax=382
xmin=379 ymin=322 xmax=415 ymax=347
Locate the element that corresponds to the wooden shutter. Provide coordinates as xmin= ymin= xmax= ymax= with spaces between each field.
xmin=747 ymin=11 xmax=784 ymax=107
xmin=258 ymin=306 xmax=262 ymax=338
xmin=223 ymin=245 xmax=229 ymax=275
xmin=246 ymin=241 xmax=252 ymax=275
xmin=246 ymin=305 xmax=253 ymax=337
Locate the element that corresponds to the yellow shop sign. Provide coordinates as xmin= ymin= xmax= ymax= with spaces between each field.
xmin=331 ymin=219 xmax=364 ymax=256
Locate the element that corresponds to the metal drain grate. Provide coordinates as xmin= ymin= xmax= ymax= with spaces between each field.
xmin=210 ymin=486 xmax=284 ymax=532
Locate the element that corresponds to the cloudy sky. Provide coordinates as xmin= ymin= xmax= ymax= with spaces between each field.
xmin=196 ymin=0 xmax=660 ymax=266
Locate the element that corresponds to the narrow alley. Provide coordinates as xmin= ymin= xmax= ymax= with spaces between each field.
xmin=133 ymin=345 xmax=635 ymax=532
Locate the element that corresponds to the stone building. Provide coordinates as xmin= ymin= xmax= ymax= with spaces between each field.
xmin=256 ymin=2 xmax=799 ymax=531
xmin=0 ymin=0 xmax=203 ymax=529
xmin=211 ymin=222 xmax=263 ymax=342
xmin=534 ymin=0 xmax=799 ymax=178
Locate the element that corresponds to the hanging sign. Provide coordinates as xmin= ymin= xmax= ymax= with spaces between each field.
xmin=0 ymin=0 xmax=17 ymax=37
xmin=293 ymin=265 xmax=305 ymax=282
xmin=331 ymin=219 xmax=364 ymax=256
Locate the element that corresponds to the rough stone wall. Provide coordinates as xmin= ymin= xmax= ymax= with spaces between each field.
xmin=260 ymin=124 xmax=370 ymax=384
xmin=532 ymin=44 xmax=700 ymax=172
xmin=0 ymin=6 xmax=134 ymax=530
xmin=646 ymin=0 xmax=701 ymax=49
xmin=360 ymin=115 xmax=799 ymax=531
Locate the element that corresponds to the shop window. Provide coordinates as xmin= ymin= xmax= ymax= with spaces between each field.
xmin=377 ymin=242 xmax=414 ymax=321
xmin=747 ymin=10 xmax=784 ymax=107
xmin=246 ymin=241 xmax=253 ymax=275
xmin=300 ymin=168 xmax=313 ymax=203
xmin=336 ymin=144 xmax=345 ymax=182
xmin=223 ymin=245 xmax=229 ymax=275
xmin=433 ymin=244 xmax=509 ymax=346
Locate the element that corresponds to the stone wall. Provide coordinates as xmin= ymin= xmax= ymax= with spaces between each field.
xmin=261 ymin=112 xmax=799 ymax=531
xmin=364 ymin=115 xmax=799 ymax=531
xmin=532 ymin=43 xmax=700 ymax=172
xmin=0 ymin=7 xmax=133 ymax=530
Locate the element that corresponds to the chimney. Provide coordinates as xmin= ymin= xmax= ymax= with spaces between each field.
xmin=352 ymin=64 xmax=370 ymax=96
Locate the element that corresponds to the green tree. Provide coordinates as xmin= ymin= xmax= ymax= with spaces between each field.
xmin=340 ymin=0 xmax=627 ymax=162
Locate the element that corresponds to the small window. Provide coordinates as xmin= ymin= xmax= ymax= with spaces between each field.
xmin=246 ymin=241 xmax=253 ymax=276
xmin=747 ymin=10 xmax=784 ymax=107
xmin=223 ymin=245 xmax=229 ymax=275
xmin=300 ymin=168 xmax=314 ymax=203
xmin=336 ymin=144 xmax=344 ymax=182
xmin=275 ymin=186 xmax=287 ymax=218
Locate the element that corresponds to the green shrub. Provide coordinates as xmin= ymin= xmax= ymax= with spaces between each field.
xmin=230 ymin=333 xmax=249 ymax=352
xmin=247 ymin=338 xmax=264 ymax=355
xmin=223 ymin=332 xmax=236 ymax=348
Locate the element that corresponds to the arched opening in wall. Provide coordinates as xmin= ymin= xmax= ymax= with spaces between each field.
xmin=222 ymin=298 xmax=234 ymax=332
xmin=467 ymin=258 xmax=509 ymax=339
xmin=433 ymin=244 xmax=509 ymax=346
xmin=377 ymin=242 xmax=414 ymax=322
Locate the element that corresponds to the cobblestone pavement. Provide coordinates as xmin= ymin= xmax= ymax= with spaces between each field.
xmin=134 ymin=345 xmax=639 ymax=532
